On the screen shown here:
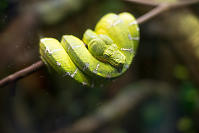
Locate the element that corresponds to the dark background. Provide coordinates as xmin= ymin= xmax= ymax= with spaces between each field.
xmin=0 ymin=0 xmax=199 ymax=133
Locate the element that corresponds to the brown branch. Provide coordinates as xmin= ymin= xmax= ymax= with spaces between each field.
xmin=1 ymin=0 xmax=199 ymax=88
xmin=125 ymin=0 xmax=160 ymax=6
xmin=137 ymin=4 xmax=169 ymax=24
xmin=125 ymin=0 xmax=199 ymax=7
xmin=0 ymin=61 xmax=44 ymax=88
xmin=137 ymin=0 xmax=199 ymax=24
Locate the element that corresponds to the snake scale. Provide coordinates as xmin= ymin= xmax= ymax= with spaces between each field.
xmin=39 ymin=12 xmax=140 ymax=87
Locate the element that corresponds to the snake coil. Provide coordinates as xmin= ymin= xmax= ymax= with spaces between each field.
xmin=39 ymin=12 xmax=140 ymax=87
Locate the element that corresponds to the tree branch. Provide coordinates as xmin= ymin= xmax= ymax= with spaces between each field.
xmin=137 ymin=4 xmax=169 ymax=24
xmin=0 ymin=61 xmax=44 ymax=88
xmin=125 ymin=0 xmax=199 ymax=7
xmin=125 ymin=0 xmax=160 ymax=6
xmin=1 ymin=0 xmax=199 ymax=88
xmin=136 ymin=0 xmax=199 ymax=24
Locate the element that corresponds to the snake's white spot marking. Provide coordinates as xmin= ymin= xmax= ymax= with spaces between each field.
xmin=63 ymin=72 xmax=71 ymax=77
xmin=46 ymin=48 xmax=62 ymax=54
xmin=132 ymin=37 xmax=139 ymax=41
xmin=56 ymin=61 xmax=61 ymax=67
xmin=93 ymin=70 xmax=97 ymax=74
xmin=72 ymin=45 xmax=81 ymax=49
xmin=43 ymin=60 xmax=48 ymax=65
xmin=51 ymin=49 xmax=62 ymax=54
xmin=93 ymin=64 xmax=100 ymax=73
xmin=41 ymin=56 xmax=48 ymax=65
xmin=83 ymin=63 xmax=89 ymax=71
xmin=71 ymin=68 xmax=78 ymax=78
xmin=82 ymin=82 xmax=87 ymax=86
xmin=129 ymin=21 xmax=137 ymax=26
xmin=136 ymin=27 xmax=140 ymax=31
xmin=112 ymin=19 xmax=122 ymax=26
xmin=96 ymin=64 xmax=100 ymax=70
xmin=45 ymin=47 xmax=50 ymax=54
xmin=124 ymin=64 xmax=129 ymax=69
xmin=67 ymin=46 xmax=70 ymax=52
xmin=121 ymin=48 xmax=133 ymax=53
xmin=90 ymin=35 xmax=97 ymax=39
xmin=41 ymin=38 xmax=53 ymax=42
xmin=107 ymin=19 xmax=113 ymax=25
xmin=128 ymin=34 xmax=133 ymax=40
xmin=99 ymin=34 xmax=104 ymax=37
xmin=106 ymin=73 xmax=112 ymax=78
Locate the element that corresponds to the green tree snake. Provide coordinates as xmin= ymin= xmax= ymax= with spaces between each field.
xmin=39 ymin=12 xmax=140 ymax=87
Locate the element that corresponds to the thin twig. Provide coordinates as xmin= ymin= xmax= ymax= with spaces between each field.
xmin=0 ymin=61 xmax=44 ymax=88
xmin=137 ymin=4 xmax=169 ymax=24
xmin=1 ymin=0 xmax=199 ymax=88
xmin=172 ymin=0 xmax=199 ymax=7
xmin=136 ymin=0 xmax=199 ymax=24
xmin=125 ymin=0 xmax=160 ymax=6
xmin=125 ymin=0 xmax=199 ymax=7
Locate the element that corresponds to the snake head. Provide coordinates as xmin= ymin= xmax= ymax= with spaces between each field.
xmin=83 ymin=29 xmax=126 ymax=71
xmin=103 ymin=43 xmax=126 ymax=71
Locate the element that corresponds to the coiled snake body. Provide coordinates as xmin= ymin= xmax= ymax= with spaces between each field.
xmin=39 ymin=12 xmax=139 ymax=87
